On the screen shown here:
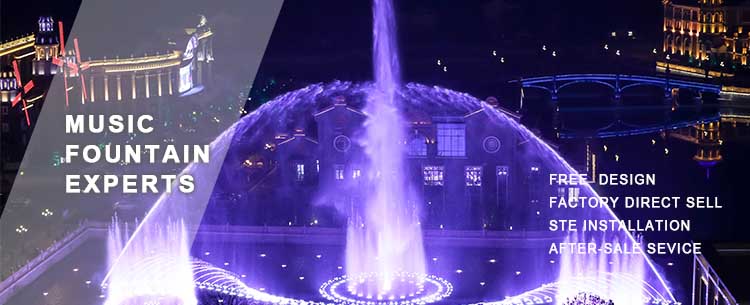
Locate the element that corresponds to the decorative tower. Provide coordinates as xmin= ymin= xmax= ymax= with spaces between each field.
xmin=32 ymin=16 xmax=59 ymax=76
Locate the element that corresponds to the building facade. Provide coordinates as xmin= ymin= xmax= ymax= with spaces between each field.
xmin=0 ymin=16 xmax=214 ymax=205
xmin=663 ymin=0 xmax=750 ymax=70
xmin=207 ymin=93 xmax=558 ymax=231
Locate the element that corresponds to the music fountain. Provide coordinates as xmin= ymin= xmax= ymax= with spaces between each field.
xmin=101 ymin=1 xmax=677 ymax=305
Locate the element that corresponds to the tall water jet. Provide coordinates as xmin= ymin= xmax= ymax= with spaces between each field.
xmin=556 ymin=233 xmax=647 ymax=305
xmin=104 ymin=218 xmax=197 ymax=305
xmin=345 ymin=0 xmax=427 ymax=296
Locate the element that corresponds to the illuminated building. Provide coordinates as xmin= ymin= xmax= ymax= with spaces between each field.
xmin=208 ymin=86 xmax=556 ymax=231
xmin=0 ymin=15 xmax=214 ymax=203
xmin=662 ymin=0 xmax=750 ymax=72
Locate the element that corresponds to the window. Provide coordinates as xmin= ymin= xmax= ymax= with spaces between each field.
xmin=437 ymin=123 xmax=465 ymax=157
xmin=568 ymin=187 xmax=580 ymax=204
xmin=335 ymin=164 xmax=345 ymax=181
xmin=496 ymin=166 xmax=509 ymax=207
xmin=465 ymin=166 xmax=482 ymax=187
xmin=407 ymin=134 xmax=427 ymax=156
xmin=295 ymin=163 xmax=305 ymax=182
xmin=352 ymin=169 xmax=362 ymax=180
xmin=496 ymin=166 xmax=509 ymax=176
xmin=423 ymin=165 xmax=444 ymax=186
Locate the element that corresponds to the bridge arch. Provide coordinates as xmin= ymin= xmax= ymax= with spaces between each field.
xmin=557 ymin=80 xmax=615 ymax=92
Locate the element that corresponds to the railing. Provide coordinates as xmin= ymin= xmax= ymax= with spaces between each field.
xmin=0 ymin=220 xmax=91 ymax=294
xmin=694 ymin=253 xmax=738 ymax=305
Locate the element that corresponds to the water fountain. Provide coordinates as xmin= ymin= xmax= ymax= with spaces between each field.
xmin=556 ymin=233 xmax=647 ymax=305
xmin=100 ymin=0 xmax=678 ymax=304
xmin=343 ymin=0 xmax=428 ymax=298
xmin=105 ymin=218 xmax=197 ymax=305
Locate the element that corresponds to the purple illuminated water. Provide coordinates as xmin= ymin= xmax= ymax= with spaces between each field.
xmin=556 ymin=234 xmax=647 ymax=305
xmin=345 ymin=0 xmax=427 ymax=295
xmin=105 ymin=218 xmax=196 ymax=305
xmin=100 ymin=0 xmax=677 ymax=302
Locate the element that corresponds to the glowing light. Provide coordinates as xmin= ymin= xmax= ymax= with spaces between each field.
xmin=319 ymin=272 xmax=452 ymax=305
xmin=488 ymin=259 xmax=496 ymax=263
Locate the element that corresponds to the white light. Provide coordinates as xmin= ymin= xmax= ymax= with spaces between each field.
xmin=259 ymin=253 xmax=267 ymax=257
xmin=299 ymin=276 xmax=305 ymax=280
xmin=480 ymin=282 xmax=486 ymax=286
xmin=43 ymin=292 xmax=48 ymax=296
xmin=281 ymin=264 xmax=287 ymax=268
xmin=667 ymin=262 xmax=674 ymax=266
xmin=515 ymin=271 xmax=521 ymax=275
xmin=204 ymin=251 xmax=210 ymax=256
xmin=432 ymin=257 xmax=438 ymax=262
xmin=488 ymin=259 xmax=496 ymax=263
xmin=550 ymin=260 xmax=555 ymax=264
xmin=73 ymin=268 xmax=79 ymax=272
xmin=455 ymin=269 xmax=463 ymax=274
xmin=315 ymin=254 xmax=322 ymax=259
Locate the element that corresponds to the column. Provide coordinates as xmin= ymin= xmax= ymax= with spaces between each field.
xmin=157 ymin=72 xmax=163 ymax=97
xmin=117 ymin=75 xmax=122 ymax=101
xmin=145 ymin=73 xmax=150 ymax=99
xmin=90 ymin=76 xmax=95 ymax=102
xmin=168 ymin=70 xmax=173 ymax=95
xmin=131 ymin=73 xmax=136 ymax=100
xmin=104 ymin=75 xmax=109 ymax=101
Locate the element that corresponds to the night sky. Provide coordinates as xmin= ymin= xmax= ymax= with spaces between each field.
xmin=2 ymin=0 xmax=663 ymax=84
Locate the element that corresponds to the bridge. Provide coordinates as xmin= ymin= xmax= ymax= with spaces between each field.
xmin=557 ymin=115 xmax=720 ymax=139
xmin=511 ymin=74 xmax=730 ymax=139
xmin=516 ymin=74 xmax=723 ymax=100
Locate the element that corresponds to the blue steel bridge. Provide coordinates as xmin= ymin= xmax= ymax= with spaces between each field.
xmin=514 ymin=74 xmax=727 ymax=139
